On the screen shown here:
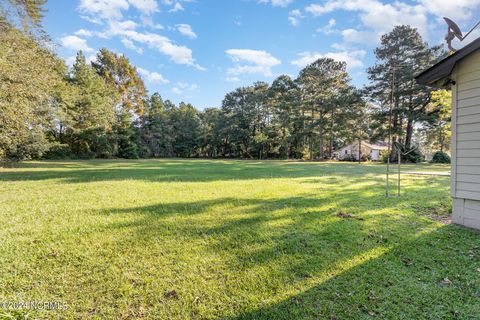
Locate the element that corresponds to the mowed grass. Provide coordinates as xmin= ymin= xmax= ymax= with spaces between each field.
xmin=0 ymin=160 xmax=479 ymax=319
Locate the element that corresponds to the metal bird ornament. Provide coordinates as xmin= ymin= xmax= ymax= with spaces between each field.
xmin=444 ymin=17 xmax=480 ymax=52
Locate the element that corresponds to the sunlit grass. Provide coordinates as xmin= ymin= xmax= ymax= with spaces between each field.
xmin=0 ymin=160 xmax=478 ymax=319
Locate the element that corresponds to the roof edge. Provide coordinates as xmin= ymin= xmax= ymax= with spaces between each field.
xmin=416 ymin=37 xmax=480 ymax=87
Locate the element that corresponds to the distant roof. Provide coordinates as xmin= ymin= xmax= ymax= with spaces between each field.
xmin=416 ymin=37 xmax=480 ymax=87
xmin=363 ymin=141 xmax=389 ymax=150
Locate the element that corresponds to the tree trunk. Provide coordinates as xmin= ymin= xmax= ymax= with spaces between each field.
xmin=309 ymin=137 xmax=313 ymax=161
xmin=329 ymin=108 xmax=335 ymax=159
xmin=405 ymin=117 xmax=414 ymax=150
xmin=439 ymin=127 xmax=445 ymax=153
xmin=59 ymin=124 xmax=63 ymax=141
xmin=358 ymin=139 xmax=361 ymax=164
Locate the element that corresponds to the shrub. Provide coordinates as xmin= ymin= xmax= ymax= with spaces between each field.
xmin=43 ymin=143 xmax=72 ymax=160
xmin=119 ymin=145 xmax=139 ymax=159
xmin=381 ymin=148 xmax=423 ymax=163
xmin=431 ymin=151 xmax=451 ymax=164
xmin=403 ymin=148 xmax=423 ymax=163
xmin=380 ymin=151 xmax=391 ymax=163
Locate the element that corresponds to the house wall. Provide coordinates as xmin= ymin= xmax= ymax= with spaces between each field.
xmin=452 ymin=50 xmax=480 ymax=229
xmin=335 ymin=143 xmax=386 ymax=161
xmin=336 ymin=143 xmax=372 ymax=160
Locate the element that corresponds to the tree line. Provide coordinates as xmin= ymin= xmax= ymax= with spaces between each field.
xmin=0 ymin=0 xmax=450 ymax=161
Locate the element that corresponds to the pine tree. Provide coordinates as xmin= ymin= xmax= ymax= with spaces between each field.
xmin=92 ymin=48 xmax=147 ymax=116
xmin=269 ymin=75 xmax=300 ymax=159
xmin=67 ymin=51 xmax=118 ymax=158
xmin=367 ymin=25 xmax=443 ymax=150
xmin=297 ymin=58 xmax=350 ymax=160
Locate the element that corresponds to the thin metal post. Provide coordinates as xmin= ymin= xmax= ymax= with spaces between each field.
xmin=386 ymin=152 xmax=390 ymax=196
xmin=397 ymin=149 xmax=401 ymax=197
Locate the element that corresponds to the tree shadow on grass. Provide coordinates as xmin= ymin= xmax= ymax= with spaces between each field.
xmin=226 ymin=224 xmax=480 ymax=320
xmin=90 ymin=181 xmax=458 ymax=318
xmin=0 ymin=160 xmax=447 ymax=184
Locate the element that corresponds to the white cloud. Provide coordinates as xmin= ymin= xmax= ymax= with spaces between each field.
xmin=304 ymin=0 xmax=480 ymax=46
xmin=76 ymin=0 xmax=203 ymax=71
xmin=121 ymin=38 xmax=144 ymax=53
xmin=420 ymin=0 xmax=480 ymax=22
xmin=137 ymin=67 xmax=169 ymax=83
xmin=291 ymin=50 xmax=366 ymax=70
xmin=79 ymin=0 xmax=159 ymax=21
xmin=65 ymin=56 xmax=76 ymax=67
xmin=128 ymin=0 xmax=159 ymax=15
xmin=317 ymin=18 xmax=336 ymax=34
xmin=74 ymin=29 xmax=93 ymax=37
xmin=96 ymin=19 xmax=138 ymax=38
xmin=176 ymin=24 xmax=197 ymax=39
xmin=178 ymin=82 xmax=198 ymax=90
xmin=115 ymin=19 xmax=138 ymax=30
xmin=226 ymin=76 xmax=241 ymax=82
xmin=169 ymin=2 xmax=184 ymax=12
xmin=226 ymin=49 xmax=281 ymax=77
xmin=288 ymin=9 xmax=302 ymax=27
xmin=226 ymin=49 xmax=281 ymax=66
xmin=65 ymin=54 xmax=97 ymax=67
xmin=341 ymin=28 xmax=379 ymax=44
xmin=306 ymin=1 xmax=428 ymax=37
xmin=171 ymin=82 xmax=198 ymax=95
xmin=141 ymin=15 xmax=164 ymax=29
xmin=258 ymin=0 xmax=294 ymax=7
xmin=60 ymin=35 xmax=94 ymax=53
xmin=171 ymin=87 xmax=182 ymax=94
xmin=121 ymin=30 xmax=205 ymax=69
xmin=79 ymin=0 xmax=130 ymax=20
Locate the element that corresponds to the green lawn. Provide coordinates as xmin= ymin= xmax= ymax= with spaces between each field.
xmin=0 ymin=160 xmax=478 ymax=319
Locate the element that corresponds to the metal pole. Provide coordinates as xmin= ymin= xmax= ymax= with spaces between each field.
xmin=397 ymin=148 xmax=401 ymax=197
xmin=462 ymin=21 xmax=480 ymax=40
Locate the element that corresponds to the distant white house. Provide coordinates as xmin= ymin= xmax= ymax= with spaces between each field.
xmin=333 ymin=141 xmax=388 ymax=161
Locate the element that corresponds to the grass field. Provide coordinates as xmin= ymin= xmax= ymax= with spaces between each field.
xmin=0 ymin=160 xmax=479 ymax=319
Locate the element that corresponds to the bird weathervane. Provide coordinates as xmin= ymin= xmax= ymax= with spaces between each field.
xmin=444 ymin=17 xmax=480 ymax=52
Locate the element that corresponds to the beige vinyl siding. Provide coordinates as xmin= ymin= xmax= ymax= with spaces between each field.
xmin=457 ymin=140 xmax=480 ymax=148
xmin=457 ymin=131 xmax=480 ymax=140
xmin=458 ymin=105 xmax=480 ymax=116
xmin=457 ymin=174 xmax=480 ymax=183
xmin=457 ymin=182 xmax=480 ymax=192
xmin=457 ymin=165 xmax=480 ymax=174
xmin=453 ymin=198 xmax=480 ymax=229
xmin=457 ymin=123 xmax=480 ymax=133
xmin=457 ymin=79 xmax=480 ymax=92
xmin=457 ymin=158 xmax=480 ymax=166
xmin=454 ymin=50 xmax=480 ymax=203
xmin=457 ymin=114 xmax=480 ymax=124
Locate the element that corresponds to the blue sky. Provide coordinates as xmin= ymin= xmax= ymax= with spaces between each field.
xmin=44 ymin=0 xmax=480 ymax=109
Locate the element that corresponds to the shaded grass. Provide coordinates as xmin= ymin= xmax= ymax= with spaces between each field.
xmin=0 ymin=160 xmax=478 ymax=319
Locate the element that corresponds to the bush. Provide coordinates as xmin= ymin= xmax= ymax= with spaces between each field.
xmin=119 ymin=145 xmax=139 ymax=159
xmin=431 ymin=151 xmax=451 ymax=164
xmin=403 ymin=148 xmax=422 ymax=163
xmin=339 ymin=154 xmax=356 ymax=162
xmin=381 ymin=147 xmax=423 ymax=163
xmin=380 ymin=151 xmax=390 ymax=163
xmin=43 ymin=143 xmax=72 ymax=160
